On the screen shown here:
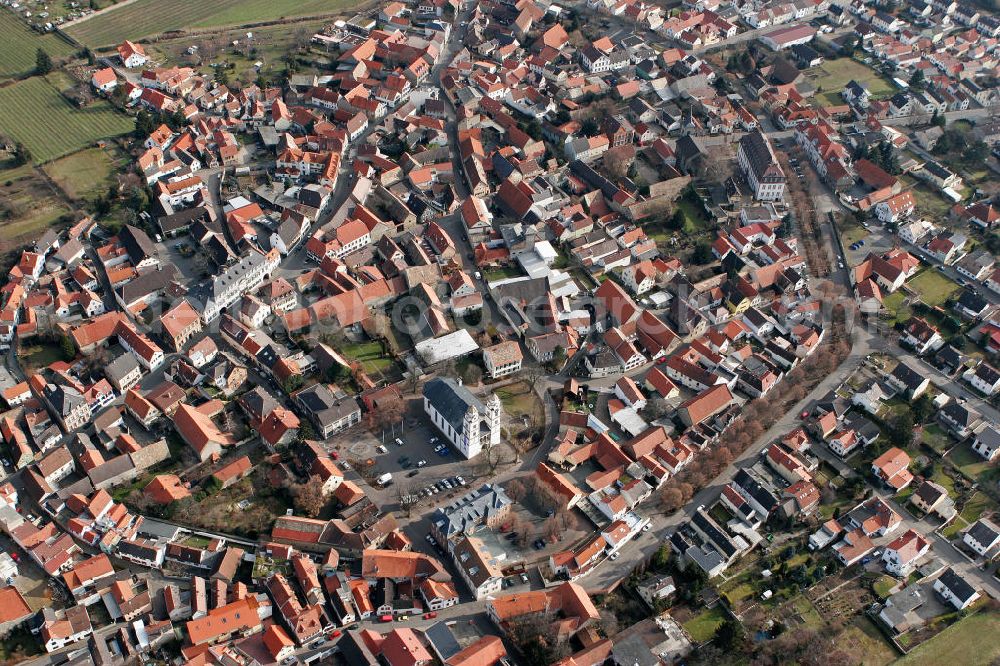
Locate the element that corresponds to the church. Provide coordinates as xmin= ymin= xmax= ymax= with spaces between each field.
xmin=422 ymin=378 xmax=503 ymax=459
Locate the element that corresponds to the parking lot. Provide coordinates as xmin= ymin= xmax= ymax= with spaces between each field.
xmin=327 ymin=409 xmax=515 ymax=505
xmin=843 ymin=222 xmax=894 ymax=267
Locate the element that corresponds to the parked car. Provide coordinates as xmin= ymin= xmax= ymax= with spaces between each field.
xmin=394 ymin=437 xmax=404 ymax=446
xmin=520 ymin=573 xmax=529 ymax=584
xmin=423 ymin=612 xmax=438 ymax=619
xmin=417 ymin=460 xmax=427 ymax=467
xmin=407 ymin=470 xmax=419 ymax=477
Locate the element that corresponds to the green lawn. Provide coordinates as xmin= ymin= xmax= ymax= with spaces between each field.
xmin=941 ymin=515 xmax=969 ymax=539
xmin=682 ymin=606 xmax=726 ymax=643
xmin=882 ymin=291 xmax=911 ymax=326
xmin=908 ymin=269 xmax=959 ymax=307
xmin=67 ymin=0 xmax=354 ymax=46
xmin=43 ymin=147 xmax=115 ymax=199
xmin=483 ymin=265 xmax=524 ymax=282
xmin=948 ymin=445 xmax=993 ymax=485
xmin=722 ymin=581 xmax=754 ymax=604
xmin=789 ymin=596 xmax=823 ymax=629
xmin=957 ymin=491 xmax=990 ymax=524
xmin=0 ymin=11 xmax=77 ymax=80
xmin=340 ymin=340 xmax=400 ymax=380
xmin=809 ymin=58 xmax=896 ymax=107
xmin=676 ymin=197 xmax=710 ymax=233
xmin=0 ymin=77 xmax=132 ymax=164
xmin=873 ymin=575 xmax=897 ymax=599
xmin=183 ymin=534 xmax=213 ymax=548
xmin=921 ymin=424 xmax=953 ymax=454
xmin=897 ymin=611 xmax=1000 ymax=665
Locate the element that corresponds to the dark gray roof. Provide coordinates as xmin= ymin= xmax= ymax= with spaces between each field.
xmin=422 ymin=378 xmax=485 ymax=435
xmin=612 ymin=633 xmax=660 ymax=666
xmin=45 ymin=382 xmax=85 ymax=417
xmin=116 ymin=265 xmax=177 ymax=305
xmin=105 ymin=352 xmax=141 ymax=385
xmin=88 ymin=454 xmax=136 ymax=486
xmin=967 ymin=518 xmax=1000 ymax=547
xmin=692 ymin=507 xmax=739 ymax=558
xmin=956 ymin=289 xmax=988 ymax=314
xmin=913 ymin=479 xmax=946 ymax=506
xmin=156 ymin=206 xmax=210 ymax=234
xmin=891 ymin=362 xmax=926 ymax=391
xmin=424 ymin=621 xmax=462 ymax=661
xmin=120 ymin=224 xmax=158 ymax=265
xmin=733 ymin=468 xmax=779 ymax=515
xmin=938 ymin=567 xmax=977 ymax=602
xmin=137 ymin=518 xmax=182 ymax=541
xmin=939 ymin=401 xmax=980 ymax=427
xmin=239 ymin=386 xmax=279 ymax=420
xmin=295 ymin=383 xmax=361 ymax=427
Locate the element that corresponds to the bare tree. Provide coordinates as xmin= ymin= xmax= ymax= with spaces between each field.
xmin=506 ymin=478 xmax=528 ymax=503
xmin=543 ymin=517 xmax=563 ymax=542
xmin=292 ymin=475 xmax=326 ymax=517
xmin=367 ymin=395 xmax=406 ymax=432
xmin=461 ymin=363 xmax=483 ymax=386
xmin=395 ymin=482 xmax=421 ymax=517
xmin=480 ymin=436 xmax=504 ymax=475
xmin=523 ymin=364 xmax=545 ymax=392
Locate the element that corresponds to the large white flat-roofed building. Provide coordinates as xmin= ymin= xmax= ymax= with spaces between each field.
xmin=423 ymin=378 xmax=503 ymax=459
xmin=415 ymin=329 xmax=480 ymax=366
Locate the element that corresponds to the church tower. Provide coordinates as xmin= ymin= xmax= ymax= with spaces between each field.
xmin=462 ymin=405 xmax=481 ymax=458
xmin=486 ymin=393 xmax=502 ymax=446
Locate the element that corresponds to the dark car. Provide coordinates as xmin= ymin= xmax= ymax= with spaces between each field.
xmin=406 ymin=469 xmax=420 ymax=478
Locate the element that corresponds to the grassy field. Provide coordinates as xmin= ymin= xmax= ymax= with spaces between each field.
xmin=682 ymin=606 xmax=726 ymax=643
xmin=0 ymin=11 xmax=77 ymax=80
xmin=152 ymin=17 xmax=329 ymax=87
xmin=43 ymin=147 xmax=115 ymax=199
xmin=0 ymin=77 xmax=132 ymax=164
xmin=901 ymin=176 xmax=954 ymax=218
xmin=839 ymin=617 xmax=897 ymax=666
xmin=0 ymin=159 xmax=71 ymax=251
xmin=340 ymin=340 xmax=403 ymax=383
xmin=483 ymin=265 xmax=524 ymax=282
xmin=882 ymin=291 xmax=912 ymax=326
xmin=908 ymin=269 xmax=959 ymax=307
xmin=948 ymin=445 xmax=994 ymax=485
xmin=495 ymin=381 xmax=544 ymax=427
xmin=809 ymin=58 xmax=896 ymax=108
xmin=898 ymin=611 xmax=1000 ymax=665
xmin=920 ymin=423 xmax=953 ymax=453
xmin=67 ymin=0 xmax=353 ymax=46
